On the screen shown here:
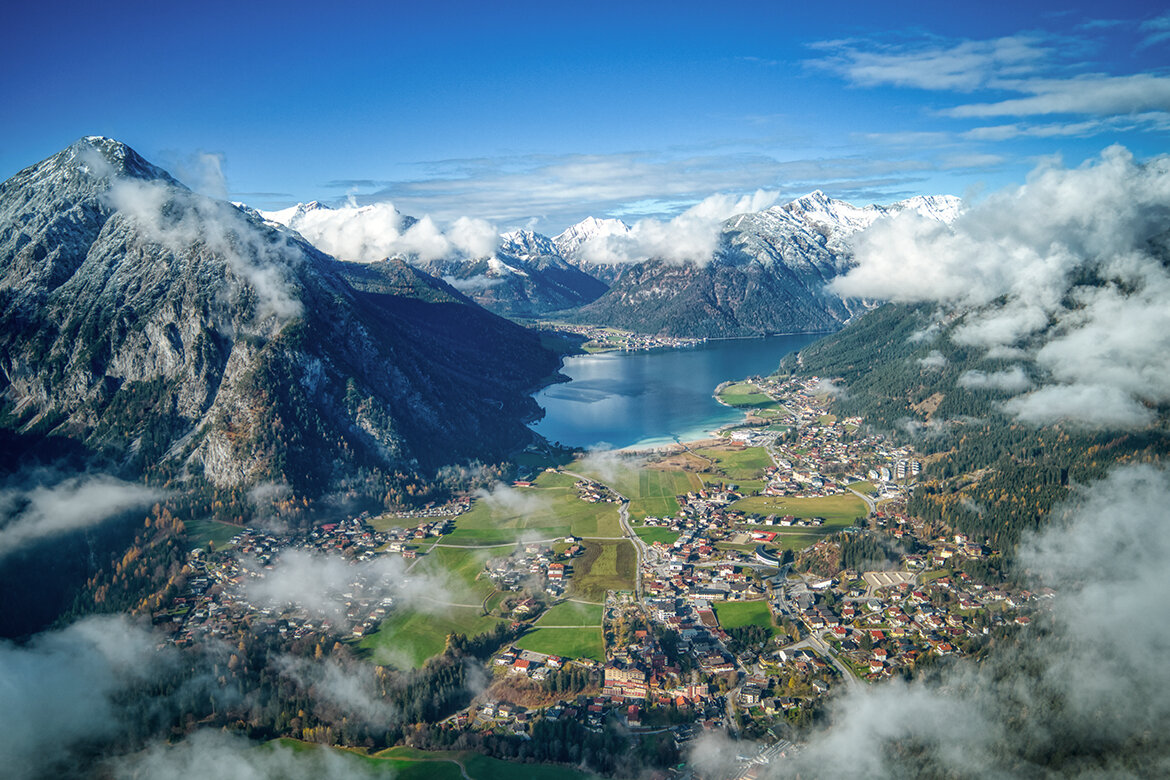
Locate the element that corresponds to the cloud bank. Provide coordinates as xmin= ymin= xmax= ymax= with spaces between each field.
xmin=0 ymin=473 xmax=165 ymax=559
xmin=109 ymin=177 xmax=304 ymax=322
xmin=0 ymin=615 xmax=165 ymax=780
xmin=572 ymin=190 xmax=780 ymax=265
xmin=264 ymin=202 xmax=500 ymax=263
xmin=241 ymin=548 xmax=461 ymax=623
xmin=832 ymin=146 xmax=1170 ymax=428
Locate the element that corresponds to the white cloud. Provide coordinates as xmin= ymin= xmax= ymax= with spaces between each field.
xmin=574 ymin=190 xmax=780 ymax=265
xmin=956 ymin=366 xmax=1032 ymax=392
xmin=831 ymin=146 xmax=1170 ymax=428
xmin=1140 ymin=12 xmax=1170 ymax=48
xmin=947 ymin=73 xmax=1170 ymax=118
xmin=110 ymin=179 xmax=304 ymax=322
xmin=473 ymin=482 xmax=552 ymax=517
xmin=241 ymin=548 xmax=461 ymax=624
xmin=916 ymin=350 xmax=947 ymax=370
xmin=808 ymin=35 xmax=1048 ymax=92
xmin=0 ymin=616 xmax=165 ymax=780
xmin=112 ymin=730 xmax=376 ymax=780
xmin=263 ymin=202 xmax=501 ymax=263
xmin=0 ymin=474 xmax=165 ymax=559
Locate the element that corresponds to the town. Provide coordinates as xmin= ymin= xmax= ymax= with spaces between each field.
xmin=165 ymin=375 xmax=1040 ymax=777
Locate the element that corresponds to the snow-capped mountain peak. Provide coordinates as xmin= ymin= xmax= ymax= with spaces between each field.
xmin=499 ymin=229 xmax=558 ymax=260
xmin=553 ymin=216 xmax=631 ymax=259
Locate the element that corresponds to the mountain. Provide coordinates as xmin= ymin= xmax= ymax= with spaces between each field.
xmin=418 ymin=229 xmax=607 ymax=318
xmin=260 ymin=203 xmax=605 ymax=318
xmin=0 ymin=137 xmax=560 ymax=507
xmin=779 ymin=301 xmax=1168 ymax=556
xmin=552 ymin=216 xmax=631 ymax=284
xmin=565 ymin=191 xmax=961 ymax=338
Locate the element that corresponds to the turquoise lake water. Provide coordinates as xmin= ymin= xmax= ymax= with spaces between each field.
xmin=529 ymin=333 xmax=823 ymax=450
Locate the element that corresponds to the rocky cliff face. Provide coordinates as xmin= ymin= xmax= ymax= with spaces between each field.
xmin=0 ymin=138 xmax=559 ymax=503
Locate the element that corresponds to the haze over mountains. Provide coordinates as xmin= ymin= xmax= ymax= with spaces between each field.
xmin=262 ymin=191 xmax=961 ymax=336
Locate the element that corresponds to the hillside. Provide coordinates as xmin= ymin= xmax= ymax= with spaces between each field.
xmin=0 ymin=138 xmax=561 ymax=510
xmin=782 ymin=303 xmax=1170 ymax=558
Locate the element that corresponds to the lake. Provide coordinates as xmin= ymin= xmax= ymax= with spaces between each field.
xmin=529 ymin=333 xmax=823 ymax=450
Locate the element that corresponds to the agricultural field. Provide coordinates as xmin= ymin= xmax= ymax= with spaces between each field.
xmin=439 ymin=469 xmax=620 ymax=544
xmin=537 ymin=600 xmax=604 ymax=626
xmin=717 ymin=382 xmax=776 ymax=408
xmin=731 ymin=493 xmax=867 ymax=526
xmin=185 ymin=518 xmax=240 ymax=550
xmin=515 ymin=626 xmax=605 ymax=662
xmin=713 ymin=600 xmax=779 ymax=635
xmin=571 ymin=540 xmax=636 ymax=602
xmin=358 ymin=606 xmax=502 ymax=669
xmin=634 ymin=526 xmax=681 ymax=546
xmin=599 ymin=464 xmax=701 ymax=521
xmin=693 ymin=445 xmax=773 ymax=482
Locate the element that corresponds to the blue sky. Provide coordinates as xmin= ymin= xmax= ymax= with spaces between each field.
xmin=2 ymin=0 xmax=1168 ymax=232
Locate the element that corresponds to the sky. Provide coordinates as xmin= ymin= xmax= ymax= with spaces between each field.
xmin=2 ymin=0 xmax=1168 ymax=232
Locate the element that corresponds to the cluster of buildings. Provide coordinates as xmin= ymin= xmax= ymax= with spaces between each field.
xmin=159 ymin=514 xmax=458 ymax=646
xmin=542 ymin=322 xmax=705 ymax=352
xmin=485 ymin=539 xmax=581 ymax=598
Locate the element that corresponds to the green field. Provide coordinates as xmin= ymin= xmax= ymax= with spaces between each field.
xmin=515 ymin=626 xmax=605 ymax=662
xmin=714 ymin=600 xmax=780 ymax=635
xmin=376 ymin=747 xmax=595 ymax=780
xmin=358 ymin=606 xmax=503 ymax=669
xmin=617 ymin=467 xmax=702 ymax=520
xmin=185 ymin=518 xmax=240 ymax=550
xmin=634 ymin=526 xmax=681 ymax=545
xmin=731 ymin=493 xmax=867 ymax=525
xmin=846 ymin=480 xmax=877 ymax=495
xmin=572 ymin=540 xmax=636 ymax=601
xmin=693 ymin=445 xmax=773 ymax=482
xmin=717 ymin=382 xmax=775 ymax=408
xmin=440 ymin=470 xmax=620 ymax=544
xmin=537 ymin=600 xmax=604 ymax=626
xmin=270 ymin=743 xmax=594 ymax=780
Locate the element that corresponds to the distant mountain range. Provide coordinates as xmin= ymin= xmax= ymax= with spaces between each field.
xmin=563 ymin=191 xmax=961 ymax=337
xmin=261 ymin=202 xmax=607 ymax=317
xmin=265 ymin=191 xmax=960 ymax=337
xmin=0 ymin=138 xmax=560 ymax=505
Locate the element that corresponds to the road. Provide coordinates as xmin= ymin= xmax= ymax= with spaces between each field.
xmin=847 ymin=486 xmax=877 ymax=516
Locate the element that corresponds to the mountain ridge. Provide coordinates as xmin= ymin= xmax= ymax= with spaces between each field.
xmin=0 ymin=137 xmax=560 ymax=512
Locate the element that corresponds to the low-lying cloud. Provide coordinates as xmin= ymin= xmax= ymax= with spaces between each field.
xmin=573 ymin=189 xmax=780 ymax=265
xmin=833 ymin=146 xmax=1170 ymax=428
xmin=0 ymin=615 xmax=165 ymax=780
xmin=110 ymin=177 xmax=304 ymax=322
xmin=956 ymin=366 xmax=1032 ymax=392
xmin=473 ymin=481 xmax=552 ymax=517
xmin=241 ymin=548 xmax=461 ymax=623
xmin=0 ymin=473 xmax=165 ymax=559
xmin=112 ymin=729 xmax=377 ymax=780
xmin=264 ymin=201 xmax=500 ymax=263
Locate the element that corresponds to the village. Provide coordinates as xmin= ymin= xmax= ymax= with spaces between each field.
xmin=161 ymin=375 xmax=1041 ymax=775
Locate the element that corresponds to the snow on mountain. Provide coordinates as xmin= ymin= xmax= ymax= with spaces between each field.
xmin=567 ymin=190 xmax=961 ymax=338
xmin=499 ymin=229 xmax=559 ymax=261
xmin=553 ymin=216 xmax=631 ymax=260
